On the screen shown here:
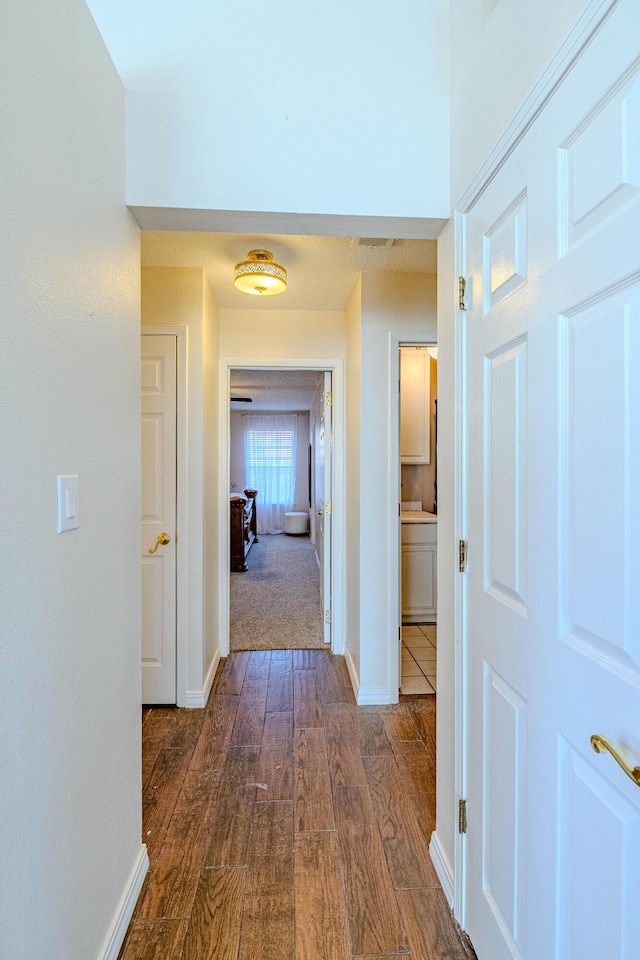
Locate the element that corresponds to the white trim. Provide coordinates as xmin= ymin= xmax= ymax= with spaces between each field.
xmin=456 ymin=0 xmax=619 ymax=213
xmin=184 ymin=647 xmax=220 ymax=708
xmin=430 ymin=831 xmax=455 ymax=908
xmin=453 ymin=209 xmax=468 ymax=926
xmin=98 ymin=845 xmax=149 ymax=960
xmin=344 ymin=644 xmax=360 ymax=701
xmin=388 ymin=333 xmax=438 ymax=705
xmin=142 ymin=326 xmax=189 ymax=707
xmin=218 ymin=357 xmax=345 ymax=659
xmin=357 ymin=686 xmax=393 ymax=706
xmin=451 ymin=0 xmax=618 ymax=933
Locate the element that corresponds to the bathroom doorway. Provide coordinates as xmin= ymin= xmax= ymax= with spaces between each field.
xmin=397 ymin=343 xmax=438 ymax=695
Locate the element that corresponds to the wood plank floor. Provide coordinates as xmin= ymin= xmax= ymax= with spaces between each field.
xmin=120 ymin=650 xmax=475 ymax=960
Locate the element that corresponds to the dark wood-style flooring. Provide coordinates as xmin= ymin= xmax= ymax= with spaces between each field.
xmin=119 ymin=650 xmax=475 ymax=960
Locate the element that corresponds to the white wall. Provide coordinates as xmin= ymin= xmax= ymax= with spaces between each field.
xmin=358 ymin=272 xmax=437 ymax=700
xmin=86 ymin=0 xmax=450 ymax=220
xmin=0 ymin=1 xmax=142 ymax=956
xmin=449 ymin=0 xmax=591 ymax=203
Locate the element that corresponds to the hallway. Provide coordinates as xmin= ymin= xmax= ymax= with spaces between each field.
xmin=120 ymin=650 xmax=474 ymax=959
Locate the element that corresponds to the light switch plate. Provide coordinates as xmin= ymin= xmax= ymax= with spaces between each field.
xmin=57 ymin=475 xmax=79 ymax=532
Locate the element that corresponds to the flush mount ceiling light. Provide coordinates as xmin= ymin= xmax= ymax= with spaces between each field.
xmin=234 ymin=249 xmax=287 ymax=296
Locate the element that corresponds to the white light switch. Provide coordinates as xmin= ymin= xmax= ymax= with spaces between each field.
xmin=57 ymin=475 xmax=79 ymax=532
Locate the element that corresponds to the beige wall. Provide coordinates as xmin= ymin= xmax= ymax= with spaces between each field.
xmin=344 ymin=279 xmax=362 ymax=681
xmin=141 ymin=266 xmax=217 ymax=699
xmin=0 ymin=0 xmax=142 ymax=955
xmin=202 ymin=275 xmax=220 ymax=677
xmin=220 ymin=309 xmax=346 ymax=361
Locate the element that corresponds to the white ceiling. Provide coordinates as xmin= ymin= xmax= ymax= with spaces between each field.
xmin=141 ymin=230 xmax=437 ymax=312
xmin=230 ymin=368 xmax=324 ymax=411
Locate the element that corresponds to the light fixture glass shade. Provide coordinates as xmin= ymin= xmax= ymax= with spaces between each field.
xmin=234 ymin=249 xmax=287 ymax=296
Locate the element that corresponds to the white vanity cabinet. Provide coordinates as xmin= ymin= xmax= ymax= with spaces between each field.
xmin=400 ymin=347 xmax=431 ymax=463
xmin=401 ymin=519 xmax=437 ymax=622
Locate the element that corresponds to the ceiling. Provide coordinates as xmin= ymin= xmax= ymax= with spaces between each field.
xmin=230 ymin=369 xmax=324 ymax=412
xmin=141 ymin=231 xmax=437 ymax=312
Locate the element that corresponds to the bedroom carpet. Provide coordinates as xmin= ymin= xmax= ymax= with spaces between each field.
xmin=229 ymin=533 xmax=325 ymax=651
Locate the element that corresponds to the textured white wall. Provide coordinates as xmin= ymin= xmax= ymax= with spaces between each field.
xmin=0 ymin=1 xmax=142 ymax=956
xmin=86 ymin=0 xmax=450 ymax=219
xmin=449 ymin=0 xmax=591 ymax=203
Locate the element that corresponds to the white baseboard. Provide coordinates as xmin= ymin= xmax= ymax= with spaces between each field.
xmin=343 ymin=646 xmax=392 ymax=704
xmin=357 ymin=687 xmax=392 ymax=705
xmin=429 ymin=830 xmax=455 ymax=907
xmin=184 ymin=648 xmax=220 ymax=708
xmin=343 ymin=644 xmax=360 ymax=701
xmin=99 ymin=844 xmax=149 ymax=960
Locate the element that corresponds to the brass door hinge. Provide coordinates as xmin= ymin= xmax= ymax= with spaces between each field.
xmin=325 ymin=609 xmax=332 ymax=624
xmin=325 ymin=500 xmax=332 ymax=515
xmin=459 ymin=798 xmax=468 ymax=834
xmin=459 ymin=539 xmax=468 ymax=573
xmin=325 ymin=391 xmax=333 ymax=406
xmin=458 ymin=276 xmax=467 ymax=311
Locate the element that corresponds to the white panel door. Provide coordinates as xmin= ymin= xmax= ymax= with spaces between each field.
xmin=141 ymin=334 xmax=176 ymax=704
xmin=463 ymin=4 xmax=640 ymax=959
xmin=314 ymin=372 xmax=332 ymax=644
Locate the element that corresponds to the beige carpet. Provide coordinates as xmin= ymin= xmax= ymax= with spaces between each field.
xmin=229 ymin=533 xmax=325 ymax=651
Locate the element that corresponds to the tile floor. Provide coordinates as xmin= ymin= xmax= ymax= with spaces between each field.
xmin=401 ymin=623 xmax=437 ymax=694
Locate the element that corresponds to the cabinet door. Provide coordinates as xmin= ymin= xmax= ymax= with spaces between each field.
xmin=400 ymin=348 xmax=431 ymax=464
xmin=402 ymin=543 xmax=437 ymax=619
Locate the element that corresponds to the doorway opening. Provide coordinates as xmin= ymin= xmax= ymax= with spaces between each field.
xmin=218 ymin=358 xmax=345 ymax=660
xmin=228 ymin=367 xmax=330 ymax=653
xmin=398 ymin=343 xmax=438 ymax=695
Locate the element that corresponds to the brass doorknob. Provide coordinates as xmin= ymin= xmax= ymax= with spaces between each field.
xmin=315 ymin=509 xmax=323 ymax=516
xmin=148 ymin=532 xmax=171 ymax=554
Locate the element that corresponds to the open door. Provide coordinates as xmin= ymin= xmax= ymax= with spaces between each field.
xmin=314 ymin=372 xmax=332 ymax=645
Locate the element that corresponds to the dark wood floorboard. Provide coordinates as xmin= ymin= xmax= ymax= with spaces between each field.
xmin=119 ymin=649 xmax=475 ymax=960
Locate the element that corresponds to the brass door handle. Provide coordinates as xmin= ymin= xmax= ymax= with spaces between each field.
xmin=315 ymin=509 xmax=323 ymax=516
xmin=591 ymin=734 xmax=640 ymax=787
xmin=148 ymin=532 xmax=171 ymax=554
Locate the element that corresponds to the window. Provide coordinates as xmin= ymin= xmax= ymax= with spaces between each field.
xmin=244 ymin=415 xmax=297 ymax=506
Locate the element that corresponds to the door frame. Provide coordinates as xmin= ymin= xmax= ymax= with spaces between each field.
xmin=389 ymin=334 xmax=438 ymax=701
xmin=142 ymin=325 xmax=189 ymax=706
xmin=217 ymin=356 xmax=345 ymax=657
xmin=451 ymin=0 xmax=620 ymax=929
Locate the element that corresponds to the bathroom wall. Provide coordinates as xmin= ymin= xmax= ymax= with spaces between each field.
xmin=401 ymin=355 xmax=438 ymax=512
xmin=230 ymin=411 xmax=311 ymax=517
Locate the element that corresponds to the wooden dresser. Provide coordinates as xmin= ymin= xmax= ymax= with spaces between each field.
xmin=230 ymin=489 xmax=258 ymax=572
